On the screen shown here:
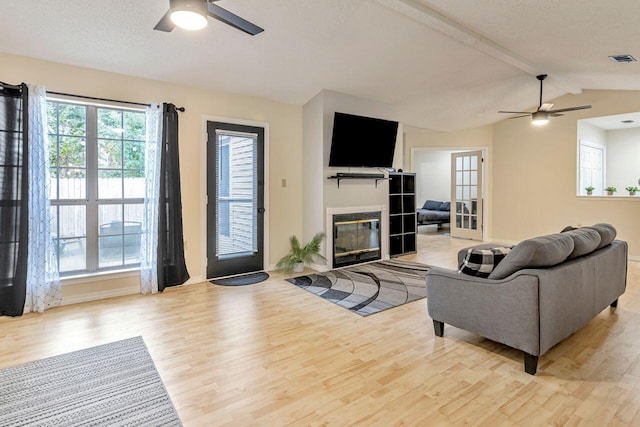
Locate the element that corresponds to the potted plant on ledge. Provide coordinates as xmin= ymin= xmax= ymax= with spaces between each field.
xmin=585 ymin=186 xmax=595 ymax=196
xmin=605 ymin=186 xmax=617 ymax=196
xmin=275 ymin=232 xmax=325 ymax=274
xmin=625 ymin=186 xmax=638 ymax=196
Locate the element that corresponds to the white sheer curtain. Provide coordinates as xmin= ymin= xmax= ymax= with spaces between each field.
xmin=24 ymin=84 xmax=61 ymax=313
xmin=140 ymin=104 xmax=162 ymax=294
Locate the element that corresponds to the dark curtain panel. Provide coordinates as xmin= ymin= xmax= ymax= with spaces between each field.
xmin=0 ymin=83 xmax=29 ymax=316
xmin=157 ymin=103 xmax=189 ymax=291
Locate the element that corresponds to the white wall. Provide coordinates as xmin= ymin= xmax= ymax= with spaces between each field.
xmin=606 ymin=127 xmax=640 ymax=192
xmin=413 ymin=149 xmax=464 ymax=205
xmin=404 ymin=126 xmax=493 ymax=238
xmin=302 ymin=92 xmax=325 ymax=251
xmin=577 ymin=121 xmax=607 ymax=147
xmin=302 ymin=90 xmax=404 ymax=266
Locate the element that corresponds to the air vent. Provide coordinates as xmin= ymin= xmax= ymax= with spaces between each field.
xmin=608 ymin=54 xmax=637 ymax=63
xmin=621 ymin=120 xmax=635 ymax=124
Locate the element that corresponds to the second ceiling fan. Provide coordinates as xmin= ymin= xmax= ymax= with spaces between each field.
xmin=154 ymin=0 xmax=264 ymax=35
xmin=498 ymin=74 xmax=591 ymax=125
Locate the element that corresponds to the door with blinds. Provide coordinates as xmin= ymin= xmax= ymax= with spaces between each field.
xmin=206 ymin=121 xmax=265 ymax=278
xmin=450 ymin=150 xmax=483 ymax=240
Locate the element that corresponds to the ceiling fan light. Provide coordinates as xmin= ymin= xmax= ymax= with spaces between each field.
xmin=531 ymin=111 xmax=549 ymax=126
xmin=169 ymin=0 xmax=208 ymax=30
xmin=170 ymin=10 xmax=208 ymax=30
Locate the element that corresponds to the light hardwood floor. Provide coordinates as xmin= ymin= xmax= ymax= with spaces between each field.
xmin=2 ymin=233 xmax=640 ymax=426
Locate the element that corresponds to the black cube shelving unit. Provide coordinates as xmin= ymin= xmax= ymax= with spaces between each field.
xmin=388 ymin=172 xmax=417 ymax=257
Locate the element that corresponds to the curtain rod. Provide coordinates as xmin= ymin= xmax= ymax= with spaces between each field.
xmin=46 ymin=90 xmax=185 ymax=112
xmin=0 ymin=81 xmax=23 ymax=91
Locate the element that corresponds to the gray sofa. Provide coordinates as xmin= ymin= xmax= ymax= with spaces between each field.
xmin=425 ymin=224 xmax=628 ymax=374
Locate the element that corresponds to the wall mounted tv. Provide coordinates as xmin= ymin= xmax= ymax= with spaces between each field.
xmin=328 ymin=112 xmax=399 ymax=168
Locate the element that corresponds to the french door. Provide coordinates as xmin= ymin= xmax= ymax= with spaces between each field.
xmin=206 ymin=121 xmax=265 ymax=278
xmin=450 ymin=150 xmax=483 ymax=240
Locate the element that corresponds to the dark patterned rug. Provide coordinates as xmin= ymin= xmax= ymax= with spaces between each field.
xmin=210 ymin=271 xmax=270 ymax=286
xmin=0 ymin=337 xmax=181 ymax=426
xmin=287 ymin=259 xmax=430 ymax=316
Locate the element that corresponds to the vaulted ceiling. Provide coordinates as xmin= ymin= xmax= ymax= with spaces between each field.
xmin=1 ymin=0 xmax=639 ymax=131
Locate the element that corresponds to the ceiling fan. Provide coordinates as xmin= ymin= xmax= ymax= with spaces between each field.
xmin=498 ymin=74 xmax=591 ymax=125
xmin=154 ymin=0 xmax=264 ymax=35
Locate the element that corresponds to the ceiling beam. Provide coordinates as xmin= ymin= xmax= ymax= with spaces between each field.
xmin=374 ymin=0 xmax=582 ymax=95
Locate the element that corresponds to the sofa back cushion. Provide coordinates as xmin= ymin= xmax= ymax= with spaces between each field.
xmin=459 ymin=246 xmax=512 ymax=278
xmin=438 ymin=202 xmax=451 ymax=211
xmin=563 ymin=228 xmax=601 ymax=259
xmin=587 ymin=223 xmax=617 ymax=249
xmin=422 ymin=200 xmax=442 ymax=210
xmin=488 ymin=233 xmax=575 ymax=280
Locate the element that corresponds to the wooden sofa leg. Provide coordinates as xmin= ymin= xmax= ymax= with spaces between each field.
xmin=524 ymin=353 xmax=538 ymax=375
xmin=433 ymin=320 xmax=444 ymax=337
xmin=610 ymin=299 xmax=618 ymax=308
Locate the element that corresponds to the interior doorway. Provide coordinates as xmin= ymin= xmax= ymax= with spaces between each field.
xmin=411 ymin=147 xmax=487 ymax=241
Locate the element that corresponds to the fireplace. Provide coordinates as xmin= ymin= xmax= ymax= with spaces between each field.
xmin=332 ymin=211 xmax=381 ymax=268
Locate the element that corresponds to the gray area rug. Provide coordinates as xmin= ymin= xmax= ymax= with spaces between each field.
xmin=287 ymin=259 xmax=430 ymax=316
xmin=0 ymin=336 xmax=182 ymax=427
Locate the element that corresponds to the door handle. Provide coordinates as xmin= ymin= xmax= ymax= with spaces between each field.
xmin=257 ymin=207 xmax=265 ymax=213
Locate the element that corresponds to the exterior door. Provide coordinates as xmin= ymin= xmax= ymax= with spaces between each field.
xmin=207 ymin=121 xmax=265 ymax=278
xmin=450 ymin=150 xmax=483 ymax=240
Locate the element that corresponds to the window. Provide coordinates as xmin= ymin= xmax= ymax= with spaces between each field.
xmin=577 ymin=113 xmax=640 ymax=196
xmin=47 ymin=100 xmax=146 ymax=275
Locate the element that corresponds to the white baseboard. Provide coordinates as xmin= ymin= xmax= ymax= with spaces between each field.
xmin=61 ymin=275 xmax=205 ymax=307
xmin=62 ymin=286 xmax=139 ymax=306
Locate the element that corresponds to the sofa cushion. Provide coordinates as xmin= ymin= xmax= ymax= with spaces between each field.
xmin=586 ymin=223 xmax=617 ymax=249
xmin=438 ymin=202 xmax=451 ymax=212
xmin=488 ymin=233 xmax=575 ymax=280
xmin=423 ymin=200 xmax=442 ymax=210
xmin=563 ymin=228 xmax=601 ymax=259
xmin=459 ymin=246 xmax=512 ymax=278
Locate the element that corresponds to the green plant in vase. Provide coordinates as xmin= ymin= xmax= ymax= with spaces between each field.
xmin=605 ymin=186 xmax=617 ymax=196
xmin=275 ymin=232 xmax=325 ymax=274
xmin=625 ymin=186 xmax=638 ymax=196
xmin=585 ymin=186 xmax=595 ymax=196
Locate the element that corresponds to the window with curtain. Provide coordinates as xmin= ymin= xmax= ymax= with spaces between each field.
xmin=47 ymin=99 xmax=146 ymax=275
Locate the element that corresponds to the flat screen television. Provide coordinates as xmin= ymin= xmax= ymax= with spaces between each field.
xmin=328 ymin=112 xmax=399 ymax=168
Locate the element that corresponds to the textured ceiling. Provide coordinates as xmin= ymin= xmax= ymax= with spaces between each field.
xmin=0 ymin=0 xmax=639 ymax=131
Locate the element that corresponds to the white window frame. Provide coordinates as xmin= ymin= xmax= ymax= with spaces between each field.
xmin=47 ymin=97 xmax=146 ymax=277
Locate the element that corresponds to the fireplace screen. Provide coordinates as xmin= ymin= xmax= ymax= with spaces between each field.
xmin=333 ymin=211 xmax=381 ymax=268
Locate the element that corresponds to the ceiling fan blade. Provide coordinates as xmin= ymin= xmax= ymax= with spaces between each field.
xmin=207 ymin=2 xmax=264 ymax=35
xmin=154 ymin=10 xmax=175 ymax=32
xmin=539 ymin=103 xmax=554 ymax=112
xmin=508 ymin=115 xmax=531 ymax=119
xmin=498 ymin=111 xmax=532 ymax=114
xmin=547 ymin=105 xmax=592 ymax=114
xmin=549 ymin=113 xmax=564 ymax=117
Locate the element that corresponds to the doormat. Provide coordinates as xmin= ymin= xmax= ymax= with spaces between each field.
xmin=210 ymin=271 xmax=270 ymax=286
xmin=286 ymin=259 xmax=430 ymax=316
xmin=0 ymin=337 xmax=181 ymax=426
